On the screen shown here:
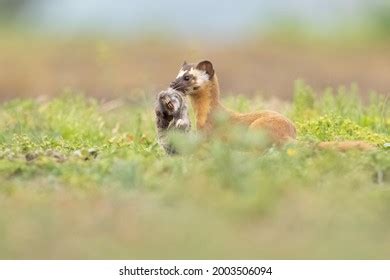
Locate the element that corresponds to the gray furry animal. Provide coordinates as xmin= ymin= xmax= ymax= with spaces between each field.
xmin=155 ymin=88 xmax=191 ymax=154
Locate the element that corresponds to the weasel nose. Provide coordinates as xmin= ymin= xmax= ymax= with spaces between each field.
xmin=170 ymin=80 xmax=186 ymax=93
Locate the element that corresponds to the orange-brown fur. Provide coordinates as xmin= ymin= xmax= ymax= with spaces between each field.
xmin=190 ymin=74 xmax=297 ymax=144
xmin=183 ymin=60 xmax=375 ymax=151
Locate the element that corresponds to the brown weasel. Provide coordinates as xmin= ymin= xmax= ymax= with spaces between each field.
xmin=170 ymin=60 xmax=296 ymax=145
xmin=169 ymin=60 xmax=377 ymax=151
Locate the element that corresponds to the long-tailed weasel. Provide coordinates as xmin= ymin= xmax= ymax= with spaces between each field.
xmin=169 ymin=60 xmax=377 ymax=151
xmin=170 ymin=60 xmax=296 ymax=145
xmin=155 ymin=88 xmax=191 ymax=154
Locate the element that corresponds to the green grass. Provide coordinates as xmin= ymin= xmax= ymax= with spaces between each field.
xmin=0 ymin=82 xmax=389 ymax=259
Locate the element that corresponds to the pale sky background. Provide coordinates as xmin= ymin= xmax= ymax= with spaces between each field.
xmin=12 ymin=0 xmax=386 ymax=39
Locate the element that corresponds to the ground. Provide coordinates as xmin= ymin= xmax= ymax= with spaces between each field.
xmin=0 ymin=81 xmax=388 ymax=259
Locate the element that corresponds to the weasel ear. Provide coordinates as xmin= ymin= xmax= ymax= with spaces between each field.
xmin=182 ymin=60 xmax=188 ymax=67
xmin=196 ymin=60 xmax=214 ymax=79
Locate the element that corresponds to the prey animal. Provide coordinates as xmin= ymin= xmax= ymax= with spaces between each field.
xmin=155 ymin=88 xmax=191 ymax=154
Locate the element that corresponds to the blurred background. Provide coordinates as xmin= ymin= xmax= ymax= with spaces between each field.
xmin=1 ymin=0 xmax=390 ymax=100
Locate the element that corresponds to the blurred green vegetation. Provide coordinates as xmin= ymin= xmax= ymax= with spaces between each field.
xmin=293 ymin=80 xmax=389 ymax=143
xmin=262 ymin=3 xmax=390 ymax=44
xmin=363 ymin=2 xmax=390 ymax=41
xmin=0 ymin=82 xmax=389 ymax=259
xmin=0 ymin=0 xmax=30 ymax=22
xmin=2 ymin=1 xmax=390 ymax=44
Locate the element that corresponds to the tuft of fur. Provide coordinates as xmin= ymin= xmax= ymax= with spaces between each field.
xmin=155 ymin=88 xmax=191 ymax=154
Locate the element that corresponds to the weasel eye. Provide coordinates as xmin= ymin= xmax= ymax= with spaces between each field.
xmin=183 ymin=75 xmax=190 ymax=81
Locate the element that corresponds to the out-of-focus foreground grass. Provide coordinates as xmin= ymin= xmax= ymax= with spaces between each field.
xmin=0 ymin=82 xmax=388 ymax=259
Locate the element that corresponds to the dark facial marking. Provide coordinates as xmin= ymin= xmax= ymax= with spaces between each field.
xmin=170 ymin=71 xmax=195 ymax=93
xmin=169 ymin=61 xmax=214 ymax=94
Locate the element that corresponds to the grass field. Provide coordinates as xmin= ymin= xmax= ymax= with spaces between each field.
xmin=0 ymin=81 xmax=388 ymax=259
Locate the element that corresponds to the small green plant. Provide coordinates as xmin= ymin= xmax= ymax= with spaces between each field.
xmin=292 ymin=79 xmax=316 ymax=120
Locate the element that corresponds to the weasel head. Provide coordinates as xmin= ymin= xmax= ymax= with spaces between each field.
xmin=170 ymin=60 xmax=215 ymax=96
xmin=156 ymin=88 xmax=184 ymax=117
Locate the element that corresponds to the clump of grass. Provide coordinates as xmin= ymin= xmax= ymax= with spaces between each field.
xmin=293 ymin=80 xmax=389 ymax=146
